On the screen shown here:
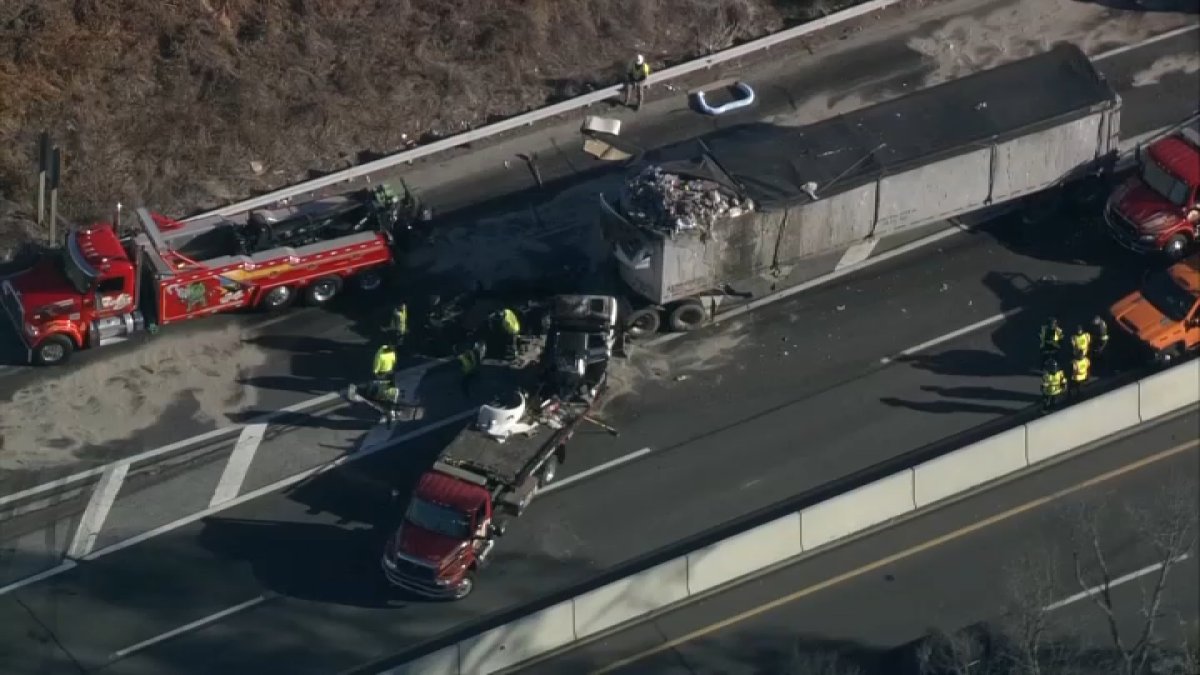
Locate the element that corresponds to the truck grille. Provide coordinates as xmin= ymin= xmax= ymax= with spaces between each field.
xmin=1103 ymin=204 xmax=1148 ymax=251
xmin=381 ymin=551 xmax=442 ymax=592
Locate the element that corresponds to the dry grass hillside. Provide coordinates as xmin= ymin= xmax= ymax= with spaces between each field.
xmin=0 ymin=0 xmax=848 ymax=257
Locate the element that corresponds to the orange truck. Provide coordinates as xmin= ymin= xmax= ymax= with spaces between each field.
xmin=1109 ymin=253 xmax=1200 ymax=365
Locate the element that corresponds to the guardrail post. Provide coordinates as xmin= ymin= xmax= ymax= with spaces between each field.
xmin=66 ymin=463 xmax=129 ymax=559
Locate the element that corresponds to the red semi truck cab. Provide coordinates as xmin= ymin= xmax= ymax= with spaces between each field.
xmin=1105 ymin=119 xmax=1200 ymax=259
xmin=3 ymin=189 xmax=403 ymax=365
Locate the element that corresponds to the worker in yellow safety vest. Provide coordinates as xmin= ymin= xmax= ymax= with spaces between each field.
xmin=1039 ymin=318 xmax=1063 ymax=357
xmin=1070 ymin=324 xmax=1091 ymax=359
xmin=390 ymin=303 xmax=408 ymax=348
xmin=1040 ymin=359 xmax=1066 ymax=414
xmin=370 ymin=343 xmax=400 ymax=407
xmin=458 ymin=341 xmax=485 ymax=397
xmin=494 ymin=307 xmax=522 ymax=359
xmin=1068 ymin=354 xmax=1090 ymax=401
xmin=624 ymin=54 xmax=651 ymax=110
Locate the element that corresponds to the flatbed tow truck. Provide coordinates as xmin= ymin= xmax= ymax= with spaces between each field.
xmin=1 ymin=184 xmax=421 ymax=365
xmin=378 ymin=294 xmax=621 ymax=599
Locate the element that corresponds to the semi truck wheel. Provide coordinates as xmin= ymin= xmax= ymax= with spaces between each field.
xmin=356 ymin=271 xmax=384 ymax=292
xmin=304 ymin=277 xmax=342 ymax=306
xmin=261 ymin=285 xmax=295 ymax=311
xmin=452 ymin=572 xmax=476 ymax=600
xmin=33 ymin=334 xmax=74 ymax=366
xmin=624 ymin=307 xmax=661 ymax=338
xmin=668 ymin=300 xmax=706 ymax=332
xmin=1164 ymin=234 xmax=1190 ymax=261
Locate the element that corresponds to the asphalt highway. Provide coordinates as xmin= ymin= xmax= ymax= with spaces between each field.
xmin=0 ymin=177 xmax=1187 ymax=675
xmin=0 ymin=0 xmax=1195 ymax=491
xmin=0 ymin=9 xmax=1196 ymax=675
xmin=523 ymin=412 xmax=1200 ymax=675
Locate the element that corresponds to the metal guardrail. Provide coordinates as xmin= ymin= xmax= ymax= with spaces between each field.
xmin=184 ymin=0 xmax=903 ymax=221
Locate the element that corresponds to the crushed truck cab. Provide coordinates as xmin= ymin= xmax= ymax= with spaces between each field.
xmin=1110 ymin=254 xmax=1200 ymax=364
xmin=380 ymin=294 xmax=621 ymax=600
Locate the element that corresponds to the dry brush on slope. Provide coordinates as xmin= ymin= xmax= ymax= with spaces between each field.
xmin=0 ymin=0 xmax=851 ymax=257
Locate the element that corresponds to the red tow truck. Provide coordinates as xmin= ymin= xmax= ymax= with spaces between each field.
xmin=2 ymin=185 xmax=414 ymax=365
xmin=381 ymin=295 xmax=621 ymax=599
xmin=1105 ymin=118 xmax=1200 ymax=259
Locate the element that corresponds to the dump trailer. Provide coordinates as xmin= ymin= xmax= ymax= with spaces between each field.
xmin=2 ymin=185 xmax=417 ymax=365
xmin=600 ymin=43 xmax=1123 ymax=335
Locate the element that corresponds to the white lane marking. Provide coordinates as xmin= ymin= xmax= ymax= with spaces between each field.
xmin=77 ymin=409 xmax=477 ymax=563
xmin=1042 ymin=554 xmax=1191 ymax=613
xmin=209 ymin=423 xmax=268 ymax=508
xmin=540 ymin=447 xmax=654 ymax=495
xmin=1093 ymin=24 xmax=1200 ymax=62
xmin=0 ymin=561 xmax=77 ymax=596
xmin=648 ymin=226 xmax=968 ymax=346
xmin=835 ymin=238 xmax=879 ymax=271
xmin=879 ymin=310 xmax=1019 ymax=365
xmin=0 ymin=390 xmax=339 ymax=509
xmin=110 ymin=595 xmax=268 ymax=660
xmin=66 ymin=463 xmax=130 ymax=559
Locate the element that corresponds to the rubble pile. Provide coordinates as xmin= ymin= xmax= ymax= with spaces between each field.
xmin=622 ymin=166 xmax=753 ymax=235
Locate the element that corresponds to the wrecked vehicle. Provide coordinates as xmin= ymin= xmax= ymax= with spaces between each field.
xmin=381 ymin=295 xmax=620 ymax=600
xmin=600 ymin=44 xmax=1123 ymax=336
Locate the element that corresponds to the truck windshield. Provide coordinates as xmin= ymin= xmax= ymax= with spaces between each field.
xmin=61 ymin=251 xmax=95 ymax=295
xmin=1141 ymin=159 xmax=1191 ymax=207
xmin=1141 ymin=270 xmax=1197 ymax=322
xmin=405 ymin=498 xmax=471 ymax=539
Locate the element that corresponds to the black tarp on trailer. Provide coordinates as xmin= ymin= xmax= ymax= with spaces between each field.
xmin=647 ymin=43 xmax=1119 ymax=211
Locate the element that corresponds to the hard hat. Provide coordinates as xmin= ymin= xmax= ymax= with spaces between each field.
xmin=1049 ymin=317 xmax=1059 ymax=327
xmin=1092 ymin=315 xmax=1105 ymax=326
xmin=1075 ymin=324 xmax=1085 ymax=333
xmin=635 ymin=54 xmax=645 ymax=65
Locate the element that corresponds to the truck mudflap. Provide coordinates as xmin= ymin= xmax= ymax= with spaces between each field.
xmin=0 ymin=280 xmax=33 ymax=360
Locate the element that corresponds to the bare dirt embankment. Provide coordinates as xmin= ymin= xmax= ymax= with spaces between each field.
xmin=0 ymin=0 xmax=856 ymax=259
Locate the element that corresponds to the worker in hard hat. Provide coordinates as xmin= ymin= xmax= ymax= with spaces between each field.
xmin=624 ymin=54 xmax=651 ymax=110
xmin=370 ymin=343 xmax=400 ymax=409
xmin=1040 ymin=358 xmax=1066 ymax=414
xmin=389 ymin=303 xmax=409 ymax=350
xmin=493 ymin=307 xmax=522 ymax=360
xmin=1039 ymin=317 xmax=1063 ymax=358
xmin=1068 ymin=352 xmax=1091 ymax=401
xmin=458 ymin=341 xmax=486 ymax=398
xmin=1070 ymin=324 xmax=1091 ymax=360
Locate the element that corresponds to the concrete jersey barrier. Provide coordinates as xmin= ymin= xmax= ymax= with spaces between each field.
xmin=379 ymin=360 xmax=1200 ymax=675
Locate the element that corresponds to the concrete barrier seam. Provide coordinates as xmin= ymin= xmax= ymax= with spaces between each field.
xmin=451 ymin=374 xmax=1200 ymax=675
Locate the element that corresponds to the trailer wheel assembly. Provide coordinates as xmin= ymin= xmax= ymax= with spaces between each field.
xmin=356 ymin=270 xmax=384 ymax=292
xmin=539 ymin=456 xmax=559 ymax=486
xmin=668 ymin=301 xmax=706 ymax=332
xmin=304 ymin=277 xmax=342 ymax=306
xmin=624 ymin=307 xmax=661 ymax=338
xmin=33 ymin=334 xmax=73 ymax=366
xmin=260 ymin=285 xmax=295 ymax=311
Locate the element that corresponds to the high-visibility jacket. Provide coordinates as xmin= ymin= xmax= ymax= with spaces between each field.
xmin=500 ymin=308 xmax=521 ymax=336
xmin=373 ymin=345 xmax=397 ymax=378
xmin=391 ymin=304 xmax=408 ymax=336
xmin=459 ymin=350 xmax=479 ymax=374
xmin=1071 ymin=331 xmax=1091 ymax=356
xmin=1040 ymin=324 xmax=1063 ymax=349
xmin=630 ymin=62 xmax=650 ymax=82
xmin=1042 ymin=369 xmax=1066 ymax=396
xmin=1071 ymin=356 xmax=1090 ymax=383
